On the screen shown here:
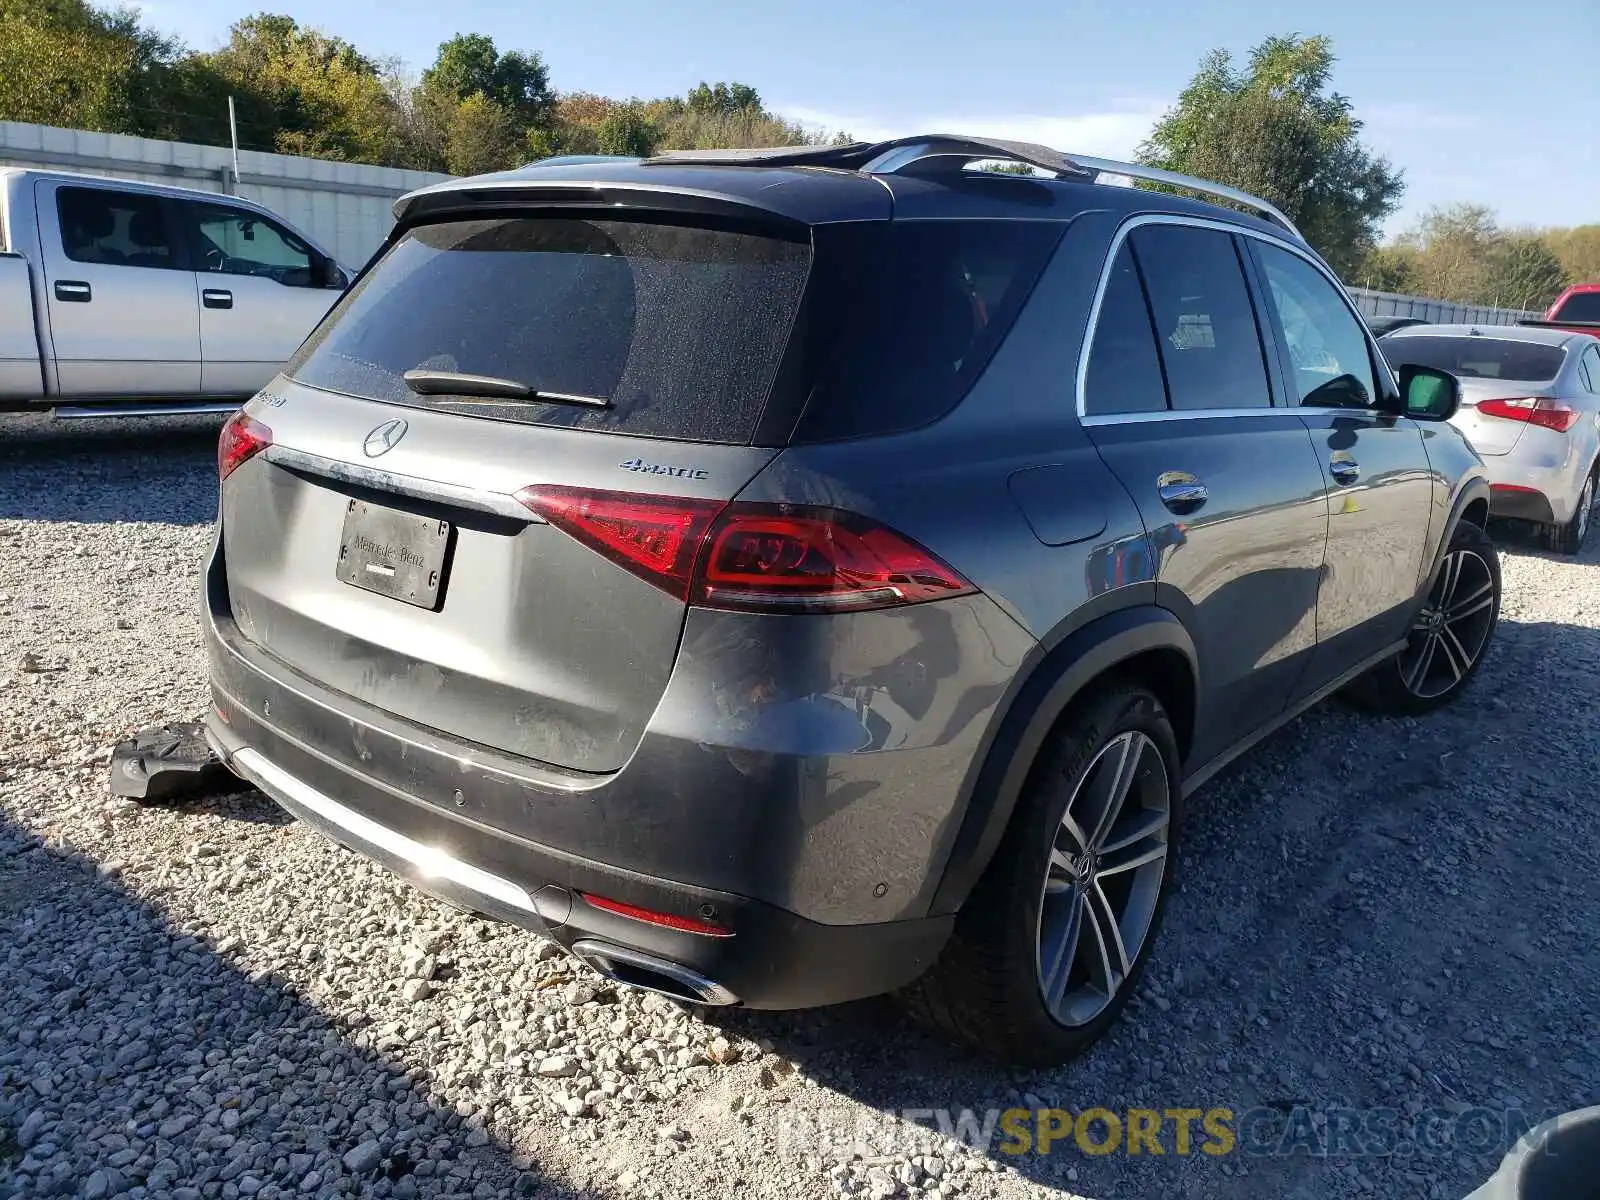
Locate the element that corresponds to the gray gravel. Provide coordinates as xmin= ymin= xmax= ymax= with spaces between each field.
xmin=3 ymin=409 xmax=1598 ymax=1200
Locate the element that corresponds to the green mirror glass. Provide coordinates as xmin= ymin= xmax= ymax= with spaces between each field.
xmin=1398 ymin=364 xmax=1460 ymax=421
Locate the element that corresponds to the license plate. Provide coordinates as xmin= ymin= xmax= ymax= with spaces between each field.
xmin=335 ymin=499 xmax=452 ymax=610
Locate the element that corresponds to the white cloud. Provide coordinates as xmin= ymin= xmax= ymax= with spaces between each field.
xmin=776 ymin=104 xmax=1166 ymax=161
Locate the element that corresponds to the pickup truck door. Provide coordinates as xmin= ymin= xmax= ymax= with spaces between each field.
xmin=173 ymin=198 xmax=343 ymax=397
xmin=35 ymin=181 xmax=201 ymax=396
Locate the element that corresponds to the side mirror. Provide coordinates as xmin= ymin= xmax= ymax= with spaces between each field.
xmin=1396 ymin=363 xmax=1460 ymax=422
xmin=315 ymin=256 xmax=349 ymax=291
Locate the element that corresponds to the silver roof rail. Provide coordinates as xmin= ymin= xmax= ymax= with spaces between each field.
xmin=644 ymin=134 xmax=1303 ymax=240
xmin=856 ymin=135 xmax=1303 ymax=240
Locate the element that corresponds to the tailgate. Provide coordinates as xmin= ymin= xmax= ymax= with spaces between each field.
xmin=223 ymin=385 xmax=775 ymax=773
xmin=219 ymin=210 xmax=814 ymax=773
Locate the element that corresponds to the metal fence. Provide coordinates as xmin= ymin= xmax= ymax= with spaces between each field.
xmin=1346 ymin=286 xmax=1540 ymax=327
xmin=0 ymin=121 xmax=449 ymax=267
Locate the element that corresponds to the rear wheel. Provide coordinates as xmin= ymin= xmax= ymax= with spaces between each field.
xmin=1346 ymin=520 xmax=1500 ymax=715
xmin=900 ymin=684 xmax=1180 ymax=1065
xmin=1547 ymin=469 xmax=1595 ymax=555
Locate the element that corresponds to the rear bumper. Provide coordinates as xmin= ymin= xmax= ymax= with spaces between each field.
xmin=199 ymin=533 xmax=1014 ymax=1008
xmin=205 ymin=706 xmax=949 ymax=1008
xmin=1488 ymin=483 xmax=1556 ymax=525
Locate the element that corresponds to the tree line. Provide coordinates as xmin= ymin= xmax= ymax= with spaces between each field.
xmin=0 ymin=0 xmax=833 ymax=176
xmin=2 ymin=6 xmax=1594 ymax=307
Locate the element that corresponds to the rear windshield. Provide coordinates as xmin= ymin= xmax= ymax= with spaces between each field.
xmin=287 ymin=216 xmax=811 ymax=443
xmin=1552 ymin=292 xmax=1600 ymax=324
xmin=1380 ymin=335 xmax=1566 ymax=383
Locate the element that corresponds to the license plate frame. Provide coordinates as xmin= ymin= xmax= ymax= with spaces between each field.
xmin=335 ymin=499 xmax=452 ymax=611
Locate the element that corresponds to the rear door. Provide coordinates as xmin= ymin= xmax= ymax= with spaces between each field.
xmin=35 ymin=181 xmax=199 ymax=395
xmin=1247 ymin=239 xmax=1434 ymax=683
xmin=175 ymin=198 xmax=342 ymax=396
xmin=220 ymin=212 xmax=818 ymax=773
xmin=1080 ymin=220 xmax=1329 ymax=768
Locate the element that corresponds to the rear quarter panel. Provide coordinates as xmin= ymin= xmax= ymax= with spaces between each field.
xmin=0 ymin=252 xmax=44 ymax=398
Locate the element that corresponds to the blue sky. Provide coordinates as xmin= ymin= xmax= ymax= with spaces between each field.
xmin=134 ymin=0 xmax=1599 ymax=238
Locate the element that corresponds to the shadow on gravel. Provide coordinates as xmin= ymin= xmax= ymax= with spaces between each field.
xmin=717 ymin=608 xmax=1600 ymax=1200
xmin=0 ymin=815 xmax=585 ymax=1200
xmin=0 ymin=413 xmax=223 ymax=525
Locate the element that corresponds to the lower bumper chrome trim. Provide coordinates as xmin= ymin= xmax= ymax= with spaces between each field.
xmin=232 ymin=747 xmax=539 ymax=915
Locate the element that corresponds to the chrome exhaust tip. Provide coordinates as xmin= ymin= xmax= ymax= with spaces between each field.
xmin=570 ymin=939 xmax=739 ymax=1007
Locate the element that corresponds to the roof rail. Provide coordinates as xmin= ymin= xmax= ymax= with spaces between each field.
xmin=645 ymin=134 xmax=1303 ymax=240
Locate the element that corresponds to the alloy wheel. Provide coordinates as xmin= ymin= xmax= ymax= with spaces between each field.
xmin=1578 ymin=476 xmax=1593 ymax=546
xmin=1401 ymin=549 xmax=1496 ymax=699
xmin=1035 ymin=730 xmax=1171 ymax=1028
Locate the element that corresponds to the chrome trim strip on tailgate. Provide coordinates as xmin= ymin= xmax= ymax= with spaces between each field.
xmin=232 ymin=746 xmax=539 ymax=914
xmin=264 ymin=444 xmax=542 ymax=522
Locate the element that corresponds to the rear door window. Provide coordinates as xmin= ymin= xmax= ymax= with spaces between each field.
xmin=1083 ymin=243 xmax=1168 ymax=416
xmin=56 ymin=187 xmax=180 ymax=270
xmin=288 ymin=216 xmax=813 ymax=444
xmin=1129 ymin=224 xmax=1272 ymax=411
xmin=1379 ymin=336 xmax=1567 ymax=383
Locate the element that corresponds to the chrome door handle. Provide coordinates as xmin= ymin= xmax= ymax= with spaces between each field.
xmin=202 ymin=289 xmax=234 ymax=310
xmin=1329 ymin=457 xmax=1360 ymax=484
xmin=54 ymin=280 xmax=91 ymax=302
xmin=1157 ymin=471 xmax=1208 ymax=513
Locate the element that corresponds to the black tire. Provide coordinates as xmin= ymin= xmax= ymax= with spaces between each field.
xmin=1345 ymin=519 xmax=1500 ymax=716
xmin=899 ymin=684 xmax=1181 ymax=1066
xmin=1547 ymin=469 xmax=1595 ymax=556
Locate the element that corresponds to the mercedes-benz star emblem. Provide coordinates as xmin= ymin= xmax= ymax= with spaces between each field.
xmin=362 ymin=418 xmax=408 ymax=458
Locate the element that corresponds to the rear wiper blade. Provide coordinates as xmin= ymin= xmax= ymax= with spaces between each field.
xmin=402 ymin=369 xmax=609 ymax=407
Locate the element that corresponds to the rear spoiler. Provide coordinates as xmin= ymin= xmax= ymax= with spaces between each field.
xmin=1518 ymin=319 xmax=1600 ymax=331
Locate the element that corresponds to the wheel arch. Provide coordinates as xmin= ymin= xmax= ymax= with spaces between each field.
xmin=927 ymin=605 xmax=1198 ymax=916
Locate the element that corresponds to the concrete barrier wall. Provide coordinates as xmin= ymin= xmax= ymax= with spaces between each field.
xmin=0 ymin=121 xmax=450 ymax=267
xmin=1347 ymin=287 xmax=1541 ymax=327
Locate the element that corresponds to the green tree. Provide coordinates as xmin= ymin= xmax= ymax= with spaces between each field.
xmin=202 ymin=14 xmax=403 ymax=162
xmin=594 ymin=104 xmax=658 ymax=157
xmin=1545 ymin=225 xmax=1600 ymax=287
xmin=685 ymin=81 xmax=760 ymax=117
xmin=1396 ymin=204 xmax=1500 ymax=303
xmin=1486 ymin=232 xmax=1568 ymax=312
xmin=422 ymin=33 xmax=553 ymax=129
xmin=1138 ymin=34 xmax=1404 ymax=277
xmin=1356 ymin=244 xmax=1421 ymax=293
xmin=442 ymin=90 xmax=522 ymax=175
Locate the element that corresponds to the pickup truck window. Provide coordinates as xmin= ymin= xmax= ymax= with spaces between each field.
xmin=181 ymin=201 xmax=318 ymax=288
xmin=1552 ymin=292 xmax=1600 ymax=324
xmin=57 ymin=188 xmax=179 ymax=270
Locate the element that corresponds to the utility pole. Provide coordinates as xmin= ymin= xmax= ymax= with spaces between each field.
xmin=227 ymin=96 xmax=242 ymax=194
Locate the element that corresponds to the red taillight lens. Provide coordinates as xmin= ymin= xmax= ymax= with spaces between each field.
xmin=1477 ymin=397 xmax=1580 ymax=433
xmin=516 ymin=485 xmax=724 ymax=600
xmin=579 ymin=892 xmax=733 ymax=937
xmin=516 ymin=486 xmax=976 ymax=614
xmin=218 ymin=411 xmax=273 ymax=481
xmin=696 ymin=505 xmax=975 ymax=612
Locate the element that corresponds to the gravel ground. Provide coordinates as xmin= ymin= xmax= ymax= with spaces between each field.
xmin=3 ymin=410 xmax=1598 ymax=1200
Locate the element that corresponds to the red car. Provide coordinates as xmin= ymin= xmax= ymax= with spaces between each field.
xmin=1530 ymin=283 xmax=1600 ymax=336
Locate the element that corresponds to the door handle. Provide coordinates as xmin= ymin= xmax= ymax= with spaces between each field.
xmin=54 ymin=280 xmax=91 ymax=302
xmin=1156 ymin=471 xmax=1208 ymax=514
xmin=1329 ymin=456 xmax=1360 ymax=484
xmin=202 ymin=289 xmax=234 ymax=310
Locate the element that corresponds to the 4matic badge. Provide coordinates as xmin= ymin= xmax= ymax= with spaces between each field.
xmin=619 ymin=457 xmax=709 ymax=481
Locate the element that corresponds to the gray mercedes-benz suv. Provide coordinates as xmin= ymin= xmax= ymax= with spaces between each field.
xmin=203 ymin=136 xmax=1499 ymax=1064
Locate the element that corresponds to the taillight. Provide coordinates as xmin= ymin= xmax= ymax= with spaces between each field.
xmin=515 ymin=485 xmax=723 ymax=600
xmin=515 ymin=486 xmax=976 ymax=614
xmin=1477 ymin=397 xmax=1580 ymax=433
xmin=218 ymin=411 xmax=273 ymax=481
xmin=695 ymin=505 xmax=975 ymax=612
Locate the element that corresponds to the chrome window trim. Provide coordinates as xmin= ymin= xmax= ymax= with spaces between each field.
xmin=1075 ymin=213 xmax=1400 ymax=426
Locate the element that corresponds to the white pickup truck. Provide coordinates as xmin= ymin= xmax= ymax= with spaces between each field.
xmin=0 ymin=168 xmax=350 ymax=418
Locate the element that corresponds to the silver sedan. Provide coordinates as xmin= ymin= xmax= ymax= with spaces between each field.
xmin=1380 ymin=324 xmax=1600 ymax=553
